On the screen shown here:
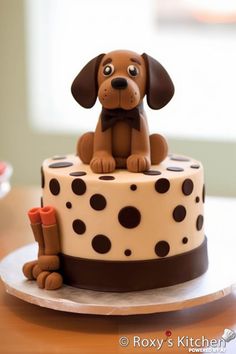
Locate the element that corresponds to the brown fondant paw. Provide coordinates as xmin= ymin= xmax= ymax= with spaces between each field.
xmin=127 ymin=154 xmax=151 ymax=172
xmin=22 ymin=260 xmax=38 ymax=280
xmin=37 ymin=271 xmax=63 ymax=290
xmin=37 ymin=271 xmax=51 ymax=289
xmin=45 ymin=272 xmax=63 ymax=290
xmin=32 ymin=264 xmax=42 ymax=279
xmin=90 ymin=155 xmax=116 ymax=173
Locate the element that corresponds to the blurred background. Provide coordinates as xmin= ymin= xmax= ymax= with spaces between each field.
xmin=0 ymin=0 xmax=236 ymax=196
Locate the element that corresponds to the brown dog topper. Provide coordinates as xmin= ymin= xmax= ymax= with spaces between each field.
xmin=71 ymin=50 xmax=174 ymax=173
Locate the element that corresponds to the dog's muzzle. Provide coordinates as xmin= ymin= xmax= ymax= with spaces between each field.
xmin=111 ymin=78 xmax=128 ymax=90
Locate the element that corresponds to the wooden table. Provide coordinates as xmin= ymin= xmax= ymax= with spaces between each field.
xmin=0 ymin=187 xmax=236 ymax=354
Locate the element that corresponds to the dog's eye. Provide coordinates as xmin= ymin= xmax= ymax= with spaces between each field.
xmin=127 ymin=65 xmax=139 ymax=77
xmin=103 ymin=64 xmax=114 ymax=76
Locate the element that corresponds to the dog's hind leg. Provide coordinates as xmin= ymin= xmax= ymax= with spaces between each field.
xmin=77 ymin=132 xmax=94 ymax=163
xmin=150 ymin=134 xmax=168 ymax=165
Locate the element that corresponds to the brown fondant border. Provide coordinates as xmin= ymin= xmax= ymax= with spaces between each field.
xmin=59 ymin=237 xmax=208 ymax=292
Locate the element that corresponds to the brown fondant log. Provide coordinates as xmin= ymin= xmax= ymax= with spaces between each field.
xmin=28 ymin=207 xmax=45 ymax=256
xmin=30 ymin=223 xmax=45 ymax=256
xmin=40 ymin=206 xmax=61 ymax=255
xmin=24 ymin=206 xmax=63 ymax=290
xmin=42 ymin=225 xmax=60 ymax=255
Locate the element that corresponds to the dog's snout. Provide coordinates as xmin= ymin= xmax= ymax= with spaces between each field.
xmin=111 ymin=78 xmax=128 ymax=90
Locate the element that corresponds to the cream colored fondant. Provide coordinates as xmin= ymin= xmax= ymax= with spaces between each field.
xmin=42 ymin=155 xmax=205 ymax=261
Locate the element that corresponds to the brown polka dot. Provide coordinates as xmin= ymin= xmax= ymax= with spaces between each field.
xmin=167 ymin=167 xmax=184 ymax=172
xmin=124 ymin=249 xmax=132 ymax=256
xmin=92 ymin=235 xmax=111 ymax=254
xmin=173 ymin=205 xmax=186 ymax=222
xmin=130 ymin=184 xmax=137 ymax=191
xmin=41 ymin=166 xmax=45 ymax=188
xmin=72 ymin=219 xmax=86 ymax=234
xmin=195 ymin=196 xmax=200 ymax=203
xmin=143 ymin=170 xmax=161 ymax=176
xmin=196 ymin=215 xmax=204 ymax=231
xmin=70 ymin=171 xmax=87 ymax=176
xmin=90 ymin=194 xmax=107 ymax=210
xmin=66 ymin=202 xmax=72 ymax=209
xmin=155 ymin=241 xmax=170 ymax=257
xmin=170 ymin=156 xmax=190 ymax=162
xmin=71 ymin=178 xmax=86 ymax=195
xmin=191 ymin=164 xmax=200 ymax=169
xmin=155 ymin=178 xmax=170 ymax=193
xmin=49 ymin=162 xmax=73 ymax=168
xmin=182 ymin=179 xmax=194 ymax=196
xmin=99 ymin=176 xmax=115 ymax=180
xmin=49 ymin=178 xmax=60 ymax=196
xmin=118 ymin=206 xmax=141 ymax=228
xmin=52 ymin=155 xmax=67 ymax=160
xmin=202 ymin=184 xmax=205 ymax=203
xmin=182 ymin=237 xmax=188 ymax=244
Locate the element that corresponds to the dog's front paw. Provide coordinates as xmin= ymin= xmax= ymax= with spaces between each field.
xmin=127 ymin=154 xmax=151 ymax=173
xmin=90 ymin=155 xmax=116 ymax=173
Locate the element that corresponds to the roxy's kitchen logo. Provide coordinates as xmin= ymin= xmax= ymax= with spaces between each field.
xmin=119 ymin=328 xmax=236 ymax=352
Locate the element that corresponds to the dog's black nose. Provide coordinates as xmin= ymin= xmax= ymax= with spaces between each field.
xmin=111 ymin=78 xmax=128 ymax=90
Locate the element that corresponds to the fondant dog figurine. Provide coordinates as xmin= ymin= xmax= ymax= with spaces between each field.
xmin=71 ymin=50 xmax=174 ymax=173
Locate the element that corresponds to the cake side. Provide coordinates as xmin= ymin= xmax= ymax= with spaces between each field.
xmin=42 ymin=154 xmax=205 ymax=261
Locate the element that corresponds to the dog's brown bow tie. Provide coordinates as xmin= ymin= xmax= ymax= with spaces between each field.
xmin=101 ymin=107 xmax=140 ymax=132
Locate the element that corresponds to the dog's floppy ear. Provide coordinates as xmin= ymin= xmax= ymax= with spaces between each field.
xmin=71 ymin=53 xmax=105 ymax=108
xmin=142 ymin=53 xmax=174 ymax=110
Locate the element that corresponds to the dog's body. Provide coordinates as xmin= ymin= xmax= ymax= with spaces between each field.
xmin=71 ymin=50 xmax=174 ymax=173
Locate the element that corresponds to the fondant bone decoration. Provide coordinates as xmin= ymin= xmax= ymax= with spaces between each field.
xmin=71 ymin=50 xmax=174 ymax=173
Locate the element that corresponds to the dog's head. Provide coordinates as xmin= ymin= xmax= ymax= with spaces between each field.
xmin=71 ymin=50 xmax=174 ymax=110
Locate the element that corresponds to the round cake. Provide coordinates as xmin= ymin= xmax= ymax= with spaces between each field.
xmin=41 ymin=153 xmax=208 ymax=291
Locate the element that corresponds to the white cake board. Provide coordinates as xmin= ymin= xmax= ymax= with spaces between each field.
xmin=0 ymin=239 xmax=235 ymax=316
